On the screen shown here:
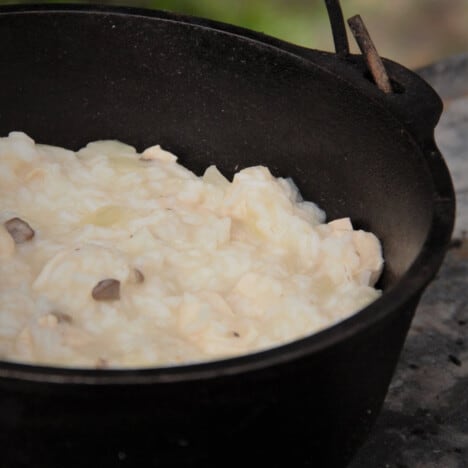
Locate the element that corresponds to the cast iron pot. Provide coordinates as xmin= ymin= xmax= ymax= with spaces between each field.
xmin=0 ymin=4 xmax=455 ymax=467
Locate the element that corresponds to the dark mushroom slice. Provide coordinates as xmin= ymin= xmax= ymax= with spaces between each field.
xmin=92 ymin=278 xmax=121 ymax=301
xmin=4 ymin=217 xmax=35 ymax=243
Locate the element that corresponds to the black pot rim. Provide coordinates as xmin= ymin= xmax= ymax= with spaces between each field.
xmin=0 ymin=4 xmax=456 ymax=385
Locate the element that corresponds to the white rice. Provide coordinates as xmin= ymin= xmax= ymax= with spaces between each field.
xmin=0 ymin=131 xmax=383 ymax=368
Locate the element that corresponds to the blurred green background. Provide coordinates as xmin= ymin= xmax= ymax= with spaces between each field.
xmin=1 ymin=0 xmax=467 ymax=68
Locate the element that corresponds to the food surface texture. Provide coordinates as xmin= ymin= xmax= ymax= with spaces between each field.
xmin=0 ymin=132 xmax=383 ymax=368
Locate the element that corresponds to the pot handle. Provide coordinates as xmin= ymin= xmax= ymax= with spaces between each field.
xmin=325 ymin=0 xmax=392 ymax=93
xmin=322 ymin=0 xmax=443 ymax=144
xmin=324 ymin=0 xmax=349 ymax=57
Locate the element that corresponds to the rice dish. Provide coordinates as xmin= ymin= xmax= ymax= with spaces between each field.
xmin=0 ymin=132 xmax=383 ymax=368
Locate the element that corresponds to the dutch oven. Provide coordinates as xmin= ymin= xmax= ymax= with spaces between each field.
xmin=0 ymin=2 xmax=455 ymax=467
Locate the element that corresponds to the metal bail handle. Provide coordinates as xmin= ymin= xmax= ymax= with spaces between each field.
xmin=324 ymin=0 xmax=393 ymax=94
xmin=324 ymin=0 xmax=349 ymax=56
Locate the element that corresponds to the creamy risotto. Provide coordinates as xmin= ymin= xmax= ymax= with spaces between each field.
xmin=0 ymin=132 xmax=383 ymax=368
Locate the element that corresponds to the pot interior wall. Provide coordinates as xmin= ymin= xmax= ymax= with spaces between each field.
xmin=0 ymin=11 xmax=434 ymax=289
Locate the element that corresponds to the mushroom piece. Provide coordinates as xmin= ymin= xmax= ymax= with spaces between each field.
xmin=38 ymin=312 xmax=73 ymax=328
xmin=4 ymin=217 xmax=35 ymax=244
xmin=51 ymin=311 xmax=73 ymax=324
xmin=92 ymin=279 xmax=121 ymax=301
xmin=95 ymin=358 xmax=109 ymax=369
xmin=129 ymin=268 xmax=145 ymax=284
